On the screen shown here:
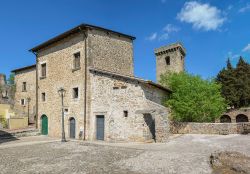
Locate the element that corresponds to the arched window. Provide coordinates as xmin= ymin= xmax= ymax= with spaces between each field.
xmin=165 ymin=56 xmax=170 ymax=65
xmin=236 ymin=114 xmax=249 ymax=122
xmin=220 ymin=115 xmax=231 ymax=123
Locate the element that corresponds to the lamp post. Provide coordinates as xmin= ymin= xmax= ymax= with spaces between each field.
xmin=58 ymin=87 xmax=66 ymax=142
xmin=27 ymin=97 xmax=31 ymax=124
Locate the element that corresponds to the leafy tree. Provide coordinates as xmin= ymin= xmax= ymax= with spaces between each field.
xmin=7 ymin=73 xmax=15 ymax=85
xmin=160 ymin=72 xmax=226 ymax=122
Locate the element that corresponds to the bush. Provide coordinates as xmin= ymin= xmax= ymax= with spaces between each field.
xmin=160 ymin=72 xmax=227 ymax=122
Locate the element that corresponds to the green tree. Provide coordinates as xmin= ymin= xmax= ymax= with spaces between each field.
xmin=160 ymin=72 xmax=226 ymax=122
xmin=217 ymin=57 xmax=250 ymax=108
xmin=7 ymin=73 xmax=15 ymax=85
xmin=217 ymin=59 xmax=238 ymax=107
xmin=235 ymin=57 xmax=250 ymax=107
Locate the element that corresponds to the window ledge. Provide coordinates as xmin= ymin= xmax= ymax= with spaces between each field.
xmin=72 ymin=67 xmax=81 ymax=72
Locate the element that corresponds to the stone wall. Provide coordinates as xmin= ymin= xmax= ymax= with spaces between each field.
xmin=89 ymin=70 xmax=170 ymax=142
xmin=88 ymin=29 xmax=134 ymax=76
xmin=37 ymin=32 xmax=86 ymax=138
xmin=14 ymin=67 xmax=36 ymax=123
xmin=171 ymin=122 xmax=250 ymax=135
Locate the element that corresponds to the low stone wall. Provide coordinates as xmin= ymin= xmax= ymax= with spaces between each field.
xmin=8 ymin=117 xmax=28 ymax=130
xmin=170 ymin=122 xmax=250 ymax=135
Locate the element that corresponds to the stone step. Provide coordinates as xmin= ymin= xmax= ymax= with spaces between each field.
xmin=0 ymin=128 xmax=40 ymax=139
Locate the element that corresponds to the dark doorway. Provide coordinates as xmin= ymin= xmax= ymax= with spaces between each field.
xmin=41 ymin=115 xmax=48 ymax=135
xmin=96 ymin=115 xmax=104 ymax=140
xmin=236 ymin=114 xmax=249 ymax=122
xmin=143 ymin=114 xmax=156 ymax=141
xmin=69 ymin=117 xmax=76 ymax=139
xmin=220 ymin=115 xmax=231 ymax=123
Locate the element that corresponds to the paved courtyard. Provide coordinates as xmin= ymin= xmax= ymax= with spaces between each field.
xmin=0 ymin=134 xmax=250 ymax=174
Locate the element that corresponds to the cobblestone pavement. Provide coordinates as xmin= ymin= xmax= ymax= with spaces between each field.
xmin=0 ymin=134 xmax=249 ymax=174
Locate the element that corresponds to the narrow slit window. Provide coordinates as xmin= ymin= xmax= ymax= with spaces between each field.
xmin=73 ymin=52 xmax=81 ymax=69
xmin=22 ymin=82 xmax=27 ymax=92
xmin=124 ymin=111 xmax=128 ymax=118
xmin=42 ymin=93 xmax=46 ymax=102
xmin=73 ymin=87 xmax=79 ymax=99
xmin=165 ymin=56 xmax=170 ymax=65
xmin=41 ymin=63 xmax=47 ymax=77
xmin=21 ymin=99 xmax=25 ymax=106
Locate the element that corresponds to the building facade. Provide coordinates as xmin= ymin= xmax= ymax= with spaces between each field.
xmin=13 ymin=24 xmax=172 ymax=142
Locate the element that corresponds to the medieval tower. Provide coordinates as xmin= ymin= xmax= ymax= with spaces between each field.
xmin=154 ymin=42 xmax=186 ymax=82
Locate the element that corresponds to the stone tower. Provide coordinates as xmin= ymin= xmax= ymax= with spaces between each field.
xmin=154 ymin=42 xmax=186 ymax=82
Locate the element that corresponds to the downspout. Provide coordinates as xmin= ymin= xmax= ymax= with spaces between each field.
xmin=80 ymin=27 xmax=88 ymax=140
xmin=31 ymin=51 xmax=39 ymax=129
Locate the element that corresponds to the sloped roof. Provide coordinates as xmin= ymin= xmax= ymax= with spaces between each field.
xmin=89 ymin=67 xmax=172 ymax=93
xmin=30 ymin=23 xmax=136 ymax=52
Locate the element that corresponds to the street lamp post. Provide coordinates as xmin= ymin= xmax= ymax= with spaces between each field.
xmin=58 ymin=87 xmax=66 ymax=142
xmin=27 ymin=97 xmax=31 ymax=124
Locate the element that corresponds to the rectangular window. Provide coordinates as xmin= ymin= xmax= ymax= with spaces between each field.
xmin=124 ymin=110 xmax=128 ymax=117
xmin=41 ymin=63 xmax=47 ymax=78
xmin=21 ymin=99 xmax=25 ymax=106
xmin=41 ymin=92 xmax=46 ymax=102
xmin=73 ymin=87 xmax=79 ymax=99
xmin=73 ymin=52 xmax=81 ymax=70
xmin=22 ymin=82 xmax=27 ymax=92
xmin=165 ymin=56 xmax=170 ymax=65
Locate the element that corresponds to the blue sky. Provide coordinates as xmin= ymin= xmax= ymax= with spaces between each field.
xmin=1 ymin=0 xmax=250 ymax=81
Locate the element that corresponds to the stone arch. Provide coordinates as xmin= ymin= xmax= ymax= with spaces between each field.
xmin=220 ymin=115 xmax=231 ymax=123
xmin=69 ymin=117 xmax=76 ymax=139
xmin=236 ymin=114 xmax=249 ymax=122
xmin=41 ymin=115 xmax=48 ymax=135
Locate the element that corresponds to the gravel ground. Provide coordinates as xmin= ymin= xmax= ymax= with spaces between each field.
xmin=0 ymin=134 xmax=249 ymax=174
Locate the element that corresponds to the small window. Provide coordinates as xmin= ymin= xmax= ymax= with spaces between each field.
xmin=113 ymin=86 xmax=119 ymax=90
xmin=21 ymin=99 xmax=25 ymax=106
xmin=165 ymin=56 xmax=170 ymax=65
xmin=121 ymin=86 xmax=127 ymax=89
xmin=64 ymin=108 xmax=69 ymax=114
xmin=41 ymin=93 xmax=46 ymax=102
xmin=41 ymin=63 xmax=47 ymax=78
xmin=124 ymin=111 xmax=128 ymax=118
xmin=73 ymin=52 xmax=81 ymax=70
xmin=22 ymin=82 xmax=27 ymax=92
xmin=73 ymin=87 xmax=79 ymax=99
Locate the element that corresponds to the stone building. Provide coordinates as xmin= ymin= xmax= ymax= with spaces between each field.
xmin=11 ymin=65 xmax=36 ymax=123
xmin=154 ymin=43 xmax=186 ymax=82
xmin=13 ymin=24 xmax=173 ymax=142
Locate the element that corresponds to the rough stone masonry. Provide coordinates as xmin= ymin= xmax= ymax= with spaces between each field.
xmin=12 ymin=24 xmax=185 ymax=142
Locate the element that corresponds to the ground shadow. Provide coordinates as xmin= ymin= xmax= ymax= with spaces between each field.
xmin=0 ymin=130 xmax=19 ymax=145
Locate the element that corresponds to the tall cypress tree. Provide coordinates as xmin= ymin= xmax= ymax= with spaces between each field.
xmin=217 ymin=57 xmax=250 ymax=108
xmin=235 ymin=57 xmax=250 ymax=107
xmin=217 ymin=59 xmax=237 ymax=107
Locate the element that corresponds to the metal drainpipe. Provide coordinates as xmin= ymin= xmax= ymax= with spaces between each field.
xmin=31 ymin=51 xmax=39 ymax=129
xmin=80 ymin=27 xmax=88 ymax=141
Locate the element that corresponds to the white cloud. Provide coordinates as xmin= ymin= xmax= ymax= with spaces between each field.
xmin=159 ymin=33 xmax=169 ymax=41
xmin=146 ymin=24 xmax=180 ymax=41
xmin=159 ymin=24 xmax=180 ymax=41
xmin=146 ymin=32 xmax=157 ymax=41
xmin=227 ymin=51 xmax=240 ymax=59
xmin=177 ymin=1 xmax=226 ymax=31
xmin=242 ymin=44 xmax=250 ymax=52
xmin=239 ymin=3 xmax=250 ymax=13
xmin=163 ymin=24 xmax=180 ymax=33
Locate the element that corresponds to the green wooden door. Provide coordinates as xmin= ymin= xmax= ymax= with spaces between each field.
xmin=41 ymin=115 xmax=48 ymax=135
